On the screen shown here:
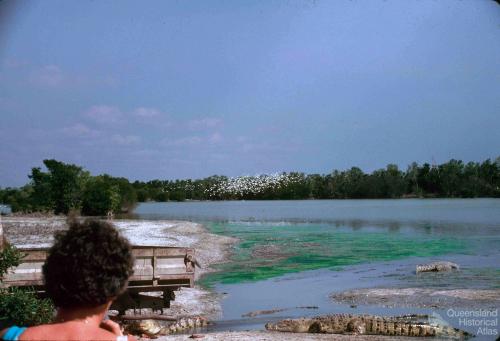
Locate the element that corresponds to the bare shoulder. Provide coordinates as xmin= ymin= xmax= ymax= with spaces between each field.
xmin=0 ymin=326 xmax=130 ymax=341
xmin=93 ymin=328 xmax=124 ymax=341
xmin=19 ymin=324 xmax=119 ymax=341
xmin=94 ymin=328 xmax=138 ymax=341
xmin=18 ymin=325 xmax=51 ymax=340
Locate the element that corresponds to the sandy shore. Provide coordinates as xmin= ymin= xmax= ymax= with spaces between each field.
xmin=332 ymin=288 xmax=500 ymax=309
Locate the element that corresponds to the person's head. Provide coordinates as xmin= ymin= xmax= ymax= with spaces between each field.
xmin=42 ymin=219 xmax=134 ymax=309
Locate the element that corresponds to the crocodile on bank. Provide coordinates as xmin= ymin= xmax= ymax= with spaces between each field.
xmin=416 ymin=261 xmax=459 ymax=273
xmin=265 ymin=314 xmax=472 ymax=339
xmin=125 ymin=316 xmax=209 ymax=337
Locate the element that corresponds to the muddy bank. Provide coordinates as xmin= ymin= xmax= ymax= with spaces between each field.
xmin=1 ymin=216 xmax=67 ymax=248
xmin=332 ymin=288 xmax=500 ymax=309
xmin=156 ymin=331 xmax=435 ymax=340
xmin=2 ymin=216 xmax=237 ymax=320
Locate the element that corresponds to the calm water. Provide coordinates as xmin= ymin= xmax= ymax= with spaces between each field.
xmin=134 ymin=199 xmax=500 ymax=338
xmin=134 ymin=198 xmax=500 ymax=225
xmin=134 ymin=199 xmax=500 ymax=285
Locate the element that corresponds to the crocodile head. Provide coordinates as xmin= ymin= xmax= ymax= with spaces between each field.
xmin=126 ymin=319 xmax=162 ymax=337
xmin=347 ymin=318 xmax=366 ymax=334
xmin=265 ymin=318 xmax=313 ymax=333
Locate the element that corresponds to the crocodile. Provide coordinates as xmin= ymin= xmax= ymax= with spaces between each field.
xmin=125 ymin=316 xmax=209 ymax=337
xmin=265 ymin=314 xmax=472 ymax=339
xmin=416 ymin=261 xmax=459 ymax=273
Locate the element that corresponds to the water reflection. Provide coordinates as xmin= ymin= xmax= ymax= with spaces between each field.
xmin=133 ymin=199 xmax=500 ymax=227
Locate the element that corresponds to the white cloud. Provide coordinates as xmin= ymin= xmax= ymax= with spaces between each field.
xmin=133 ymin=107 xmax=162 ymax=118
xmin=176 ymin=136 xmax=202 ymax=146
xmin=30 ymin=65 xmax=64 ymax=87
xmin=208 ymin=132 xmax=223 ymax=144
xmin=84 ymin=105 xmax=122 ymax=124
xmin=61 ymin=123 xmax=100 ymax=138
xmin=188 ymin=117 xmax=223 ymax=130
xmin=111 ymin=134 xmax=141 ymax=146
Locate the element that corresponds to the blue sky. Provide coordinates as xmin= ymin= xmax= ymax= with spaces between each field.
xmin=0 ymin=0 xmax=499 ymax=186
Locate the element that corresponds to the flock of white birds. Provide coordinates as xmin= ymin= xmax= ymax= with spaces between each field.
xmin=205 ymin=173 xmax=303 ymax=198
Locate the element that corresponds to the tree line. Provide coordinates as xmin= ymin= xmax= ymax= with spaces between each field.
xmin=0 ymin=157 xmax=499 ymax=215
xmin=0 ymin=160 xmax=137 ymax=215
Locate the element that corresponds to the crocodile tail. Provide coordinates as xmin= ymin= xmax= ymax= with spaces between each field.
xmin=435 ymin=325 xmax=474 ymax=339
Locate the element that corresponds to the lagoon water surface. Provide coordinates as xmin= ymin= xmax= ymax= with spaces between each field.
xmin=134 ymin=199 xmax=500 ymax=338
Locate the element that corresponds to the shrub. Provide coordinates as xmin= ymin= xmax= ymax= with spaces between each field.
xmin=0 ymin=287 xmax=54 ymax=326
xmin=0 ymin=244 xmax=54 ymax=326
xmin=0 ymin=244 xmax=22 ymax=276
xmin=81 ymin=177 xmax=121 ymax=216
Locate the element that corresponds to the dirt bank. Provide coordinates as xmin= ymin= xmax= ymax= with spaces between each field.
xmin=332 ymin=288 xmax=500 ymax=309
xmin=154 ymin=331 xmax=438 ymax=341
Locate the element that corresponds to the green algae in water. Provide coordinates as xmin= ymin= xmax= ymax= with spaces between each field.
xmin=200 ymin=222 xmax=469 ymax=286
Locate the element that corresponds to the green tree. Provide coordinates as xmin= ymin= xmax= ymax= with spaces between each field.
xmin=29 ymin=159 xmax=89 ymax=214
xmin=340 ymin=167 xmax=367 ymax=198
xmin=81 ymin=177 xmax=121 ymax=216
xmin=307 ymin=174 xmax=329 ymax=199
xmin=438 ymin=159 xmax=464 ymax=197
xmin=98 ymin=175 xmax=137 ymax=212
xmin=384 ymin=164 xmax=406 ymax=198
xmin=0 ymin=187 xmax=34 ymax=213
xmin=29 ymin=167 xmax=53 ymax=211
xmin=405 ymin=162 xmax=421 ymax=196
xmin=461 ymin=161 xmax=481 ymax=197
xmin=417 ymin=163 xmax=441 ymax=196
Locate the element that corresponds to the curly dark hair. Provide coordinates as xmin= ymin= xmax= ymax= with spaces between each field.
xmin=42 ymin=219 xmax=134 ymax=308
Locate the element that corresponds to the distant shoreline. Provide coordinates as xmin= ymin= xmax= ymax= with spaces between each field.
xmin=3 ymin=196 xmax=499 ymax=218
xmin=136 ymin=195 xmax=499 ymax=202
xmin=2 ymin=157 xmax=498 ymax=215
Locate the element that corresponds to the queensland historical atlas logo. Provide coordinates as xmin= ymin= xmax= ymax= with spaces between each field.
xmin=442 ymin=309 xmax=499 ymax=337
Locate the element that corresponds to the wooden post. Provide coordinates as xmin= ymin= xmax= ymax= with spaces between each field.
xmin=163 ymin=289 xmax=175 ymax=309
